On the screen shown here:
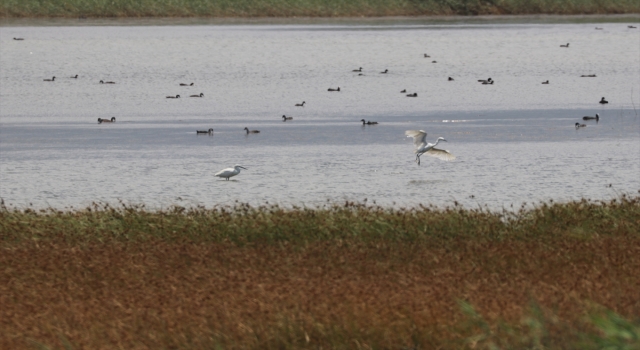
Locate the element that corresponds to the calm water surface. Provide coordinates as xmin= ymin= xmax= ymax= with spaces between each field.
xmin=1 ymin=18 xmax=639 ymax=209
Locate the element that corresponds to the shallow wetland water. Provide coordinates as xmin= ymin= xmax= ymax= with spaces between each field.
xmin=1 ymin=17 xmax=639 ymax=209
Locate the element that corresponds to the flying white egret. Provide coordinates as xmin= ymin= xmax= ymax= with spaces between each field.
xmin=405 ymin=130 xmax=456 ymax=165
xmin=215 ymin=165 xmax=247 ymax=180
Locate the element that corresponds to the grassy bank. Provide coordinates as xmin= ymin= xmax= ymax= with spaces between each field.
xmin=1 ymin=0 xmax=639 ymax=18
xmin=1 ymin=196 xmax=639 ymax=348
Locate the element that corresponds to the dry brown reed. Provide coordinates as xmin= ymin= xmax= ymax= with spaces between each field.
xmin=1 ymin=196 xmax=639 ymax=349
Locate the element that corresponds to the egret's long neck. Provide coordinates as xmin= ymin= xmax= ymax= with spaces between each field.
xmin=432 ymin=139 xmax=441 ymax=147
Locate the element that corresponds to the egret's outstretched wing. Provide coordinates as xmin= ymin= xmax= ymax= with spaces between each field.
xmin=425 ymin=148 xmax=456 ymax=161
xmin=405 ymin=130 xmax=427 ymax=148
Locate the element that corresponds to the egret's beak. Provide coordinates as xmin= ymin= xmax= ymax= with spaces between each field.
xmin=240 ymin=166 xmax=247 ymax=170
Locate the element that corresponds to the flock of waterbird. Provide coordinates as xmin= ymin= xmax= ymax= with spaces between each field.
xmin=25 ymin=23 xmax=632 ymax=181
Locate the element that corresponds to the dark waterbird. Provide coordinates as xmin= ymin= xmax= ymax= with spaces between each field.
xmin=575 ymin=123 xmax=586 ymax=129
xmin=328 ymin=87 xmax=340 ymax=91
xmin=13 ymin=37 xmax=24 ymax=40
xmin=98 ymin=117 xmax=116 ymax=124
xmin=100 ymin=80 xmax=115 ymax=84
xmin=361 ymin=119 xmax=378 ymax=125
xmin=43 ymin=76 xmax=55 ymax=81
xmin=583 ymin=113 xmax=600 ymax=121
xmin=190 ymin=93 xmax=204 ymax=97
xmin=70 ymin=75 xmax=78 ymax=79
xmin=352 ymin=67 xmax=362 ymax=72
xmin=180 ymin=83 xmax=194 ymax=86
xmin=448 ymin=77 xmax=454 ymax=81
xmin=406 ymin=93 xmax=418 ymax=97
xmin=380 ymin=69 xmax=388 ymax=74
xmin=244 ymin=127 xmax=260 ymax=134
xmin=282 ymin=115 xmax=293 ymax=121
xmin=400 ymin=89 xmax=406 ymax=93
xmin=560 ymin=43 xmax=569 ymax=47
xmin=295 ymin=101 xmax=305 ymax=107
xmin=599 ymin=97 xmax=608 ymax=104
xmin=542 ymin=80 xmax=549 ymax=84
xmin=197 ymin=128 xmax=213 ymax=134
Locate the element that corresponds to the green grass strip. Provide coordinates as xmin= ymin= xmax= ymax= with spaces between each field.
xmin=1 ymin=194 xmax=638 ymax=245
xmin=1 ymin=0 xmax=639 ymax=18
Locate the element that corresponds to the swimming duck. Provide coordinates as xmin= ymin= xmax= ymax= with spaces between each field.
xmin=448 ymin=77 xmax=454 ymax=81
xmin=424 ymin=54 xmax=430 ymax=58
xmin=13 ymin=37 xmax=24 ymax=41
xmin=599 ymin=97 xmax=608 ymax=104
xmin=482 ymin=80 xmax=494 ymax=85
xmin=282 ymin=115 xmax=293 ymax=121
xmin=560 ymin=43 xmax=569 ymax=47
xmin=98 ymin=117 xmax=116 ymax=124
xmin=328 ymin=87 xmax=340 ymax=91
xmin=581 ymin=74 xmax=597 ymax=77
xmin=360 ymin=119 xmax=378 ymax=125
xmin=70 ymin=75 xmax=78 ymax=79
xmin=352 ymin=67 xmax=363 ymax=72
xmin=196 ymin=128 xmax=213 ymax=134
xmin=180 ymin=83 xmax=194 ymax=86
xmin=166 ymin=95 xmax=180 ymax=99
xmin=400 ymin=89 xmax=406 ymax=93
xmin=629 ymin=26 xmax=637 ymax=29
xmin=406 ymin=93 xmax=418 ymax=97
xmin=575 ymin=123 xmax=586 ymax=129
xmin=99 ymin=80 xmax=115 ymax=84
xmin=190 ymin=93 xmax=204 ymax=97
xmin=295 ymin=101 xmax=306 ymax=107
xmin=244 ymin=127 xmax=260 ymax=134
xmin=432 ymin=61 xmax=437 ymax=63
xmin=595 ymin=27 xmax=603 ymax=30
xmin=478 ymin=78 xmax=493 ymax=84
xmin=542 ymin=80 xmax=549 ymax=84
xmin=583 ymin=113 xmax=600 ymax=121
xmin=380 ymin=69 xmax=388 ymax=74
xmin=43 ymin=76 xmax=55 ymax=82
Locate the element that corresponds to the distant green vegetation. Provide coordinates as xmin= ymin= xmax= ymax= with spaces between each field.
xmin=1 ymin=0 xmax=639 ymax=18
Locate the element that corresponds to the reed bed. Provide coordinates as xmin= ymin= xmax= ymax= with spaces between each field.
xmin=1 ymin=196 xmax=639 ymax=349
xmin=1 ymin=0 xmax=639 ymax=18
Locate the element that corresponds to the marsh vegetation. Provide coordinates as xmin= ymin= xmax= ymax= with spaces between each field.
xmin=1 ymin=196 xmax=639 ymax=348
xmin=1 ymin=0 xmax=639 ymax=18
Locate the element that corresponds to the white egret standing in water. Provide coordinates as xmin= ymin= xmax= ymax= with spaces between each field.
xmin=405 ymin=130 xmax=456 ymax=165
xmin=215 ymin=165 xmax=247 ymax=180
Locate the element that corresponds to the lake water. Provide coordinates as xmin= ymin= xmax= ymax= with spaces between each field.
xmin=1 ymin=18 xmax=639 ymax=209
